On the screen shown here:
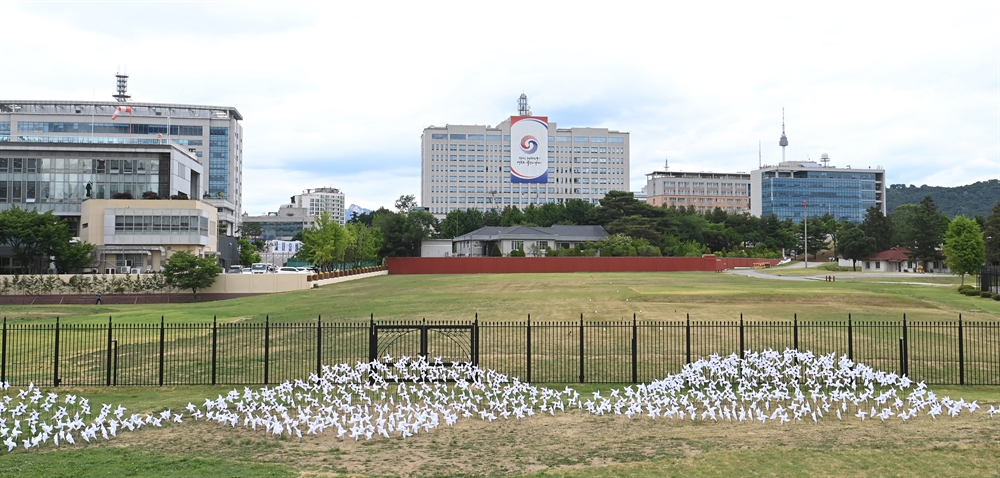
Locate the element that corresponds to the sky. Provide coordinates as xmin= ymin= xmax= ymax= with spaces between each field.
xmin=1 ymin=0 xmax=998 ymax=215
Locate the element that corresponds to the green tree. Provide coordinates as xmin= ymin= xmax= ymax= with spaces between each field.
xmin=52 ymin=240 xmax=96 ymax=273
xmin=0 ymin=207 xmax=78 ymax=273
xmin=899 ymin=196 xmax=950 ymax=263
xmin=798 ymin=216 xmax=830 ymax=261
xmin=943 ymin=216 xmax=986 ymax=286
xmin=300 ymin=211 xmax=351 ymax=270
xmin=394 ymin=194 xmax=417 ymax=214
xmin=983 ymin=202 xmax=1000 ymax=266
xmin=344 ymin=222 xmax=383 ymax=267
xmin=237 ymin=222 xmax=263 ymax=240
xmin=162 ymin=251 xmax=222 ymax=295
xmin=374 ymin=209 xmax=438 ymax=257
xmin=440 ymin=209 xmax=485 ymax=238
xmin=500 ymin=206 xmax=524 ymax=227
xmin=860 ymin=206 xmax=894 ymax=252
xmin=838 ymin=223 xmax=877 ymax=271
xmin=237 ymin=237 xmax=261 ymax=266
xmin=563 ymin=199 xmax=597 ymax=225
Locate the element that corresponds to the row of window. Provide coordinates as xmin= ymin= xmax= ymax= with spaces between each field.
xmin=658 ymin=181 xmax=748 ymax=188
xmin=656 ymin=190 xmax=749 ymax=196
xmin=430 ymin=144 xmax=626 ymax=155
xmin=0 ymin=157 xmax=162 ymax=175
xmin=16 ymin=122 xmax=205 ymax=136
xmin=431 ymin=133 xmax=625 ymax=143
xmin=430 ymin=191 xmax=611 ymax=204
xmin=430 ymin=155 xmax=625 ymax=164
xmin=429 ymin=200 xmax=604 ymax=214
xmin=113 ymin=214 xmax=210 ymax=235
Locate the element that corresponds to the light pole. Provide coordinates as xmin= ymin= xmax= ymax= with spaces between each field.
xmin=803 ymin=200 xmax=808 ymax=268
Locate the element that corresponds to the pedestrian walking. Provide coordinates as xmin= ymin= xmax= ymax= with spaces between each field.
xmin=95 ymin=292 xmax=102 ymax=304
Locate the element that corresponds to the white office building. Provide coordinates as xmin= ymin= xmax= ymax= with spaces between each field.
xmin=420 ymin=95 xmax=630 ymax=219
xmin=290 ymin=187 xmax=346 ymax=225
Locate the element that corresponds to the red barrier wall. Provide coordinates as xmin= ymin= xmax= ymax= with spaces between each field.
xmin=386 ymin=256 xmax=782 ymax=274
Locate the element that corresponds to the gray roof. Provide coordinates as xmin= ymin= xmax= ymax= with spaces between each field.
xmin=453 ymin=225 xmax=608 ymax=242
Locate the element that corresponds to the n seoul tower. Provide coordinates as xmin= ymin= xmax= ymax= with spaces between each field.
xmin=779 ymin=108 xmax=789 ymax=162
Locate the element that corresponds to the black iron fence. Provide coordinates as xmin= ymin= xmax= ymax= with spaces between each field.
xmin=2 ymin=314 xmax=998 ymax=387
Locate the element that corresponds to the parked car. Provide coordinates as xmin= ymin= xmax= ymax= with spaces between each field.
xmin=251 ymin=263 xmax=270 ymax=274
xmin=277 ymin=267 xmax=306 ymax=274
xmin=241 ymin=268 xmax=252 ymax=274
xmin=228 ymin=266 xmax=242 ymax=274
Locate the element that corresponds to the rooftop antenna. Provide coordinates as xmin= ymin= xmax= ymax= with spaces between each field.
xmin=664 ymin=157 xmax=669 ymax=171
xmin=758 ymin=141 xmax=761 ymax=168
xmin=517 ymin=93 xmax=531 ymax=116
xmin=113 ymin=67 xmax=130 ymax=103
xmin=820 ymin=153 xmax=830 ymax=168
xmin=778 ymin=108 xmax=788 ymax=162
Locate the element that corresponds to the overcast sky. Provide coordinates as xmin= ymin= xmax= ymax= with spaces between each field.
xmin=1 ymin=1 xmax=997 ymax=214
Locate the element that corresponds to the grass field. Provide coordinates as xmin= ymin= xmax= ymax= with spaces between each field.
xmin=1 ymin=271 xmax=996 ymax=324
xmin=0 ymin=271 xmax=998 ymax=477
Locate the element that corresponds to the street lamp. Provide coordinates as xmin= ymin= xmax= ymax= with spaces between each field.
xmin=803 ymin=200 xmax=808 ymax=268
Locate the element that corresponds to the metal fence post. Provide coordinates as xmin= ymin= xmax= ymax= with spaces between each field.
xmin=739 ymin=313 xmax=745 ymax=359
xmin=316 ymin=315 xmax=322 ymax=376
xmin=211 ymin=316 xmax=218 ymax=385
xmin=264 ymin=315 xmax=270 ymax=385
xmin=847 ymin=313 xmax=853 ymax=361
xmin=579 ymin=314 xmax=585 ymax=383
xmin=631 ymin=313 xmax=637 ymax=384
xmin=958 ymin=314 xmax=964 ymax=385
xmin=685 ymin=313 xmax=691 ymax=364
xmin=1 ymin=317 xmax=6 ymax=385
xmin=53 ymin=317 xmax=60 ymax=387
xmin=793 ymin=313 xmax=799 ymax=351
xmin=526 ymin=314 xmax=532 ymax=384
xmin=902 ymin=313 xmax=908 ymax=376
xmin=106 ymin=316 xmax=113 ymax=386
xmin=158 ymin=316 xmax=165 ymax=386
xmin=368 ymin=314 xmax=376 ymax=363
xmin=473 ymin=314 xmax=479 ymax=367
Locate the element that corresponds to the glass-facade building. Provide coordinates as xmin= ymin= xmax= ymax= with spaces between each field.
xmin=0 ymin=100 xmax=243 ymax=233
xmin=750 ymin=161 xmax=886 ymax=223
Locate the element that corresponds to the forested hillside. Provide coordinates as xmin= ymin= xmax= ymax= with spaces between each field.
xmin=887 ymin=180 xmax=999 ymax=218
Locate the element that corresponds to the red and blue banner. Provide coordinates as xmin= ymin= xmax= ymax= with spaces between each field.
xmin=510 ymin=116 xmax=548 ymax=183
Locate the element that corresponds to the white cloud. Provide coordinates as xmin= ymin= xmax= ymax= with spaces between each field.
xmin=2 ymin=0 xmax=997 ymax=214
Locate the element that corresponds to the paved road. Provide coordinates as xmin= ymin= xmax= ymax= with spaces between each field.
xmin=723 ymin=267 xmax=955 ymax=284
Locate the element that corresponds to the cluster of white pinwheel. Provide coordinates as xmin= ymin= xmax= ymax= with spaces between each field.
xmin=0 ymin=382 xmax=178 ymax=452
xmin=2 ymin=349 xmax=997 ymax=452
xmin=191 ymin=350 xmax=997 ymax=441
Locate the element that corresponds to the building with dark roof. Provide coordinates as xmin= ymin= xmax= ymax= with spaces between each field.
xmin=451 ymin=225 xmax=608 ymax=257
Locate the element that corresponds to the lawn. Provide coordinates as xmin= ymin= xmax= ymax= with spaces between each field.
xmin=2 ymin=271 xmax=996 ymax=325
xmin=0 ymin=272 xmax=998 ymax=477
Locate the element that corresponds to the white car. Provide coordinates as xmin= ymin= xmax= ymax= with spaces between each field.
xmin=277 ymin=267 xmax=306 ymax=274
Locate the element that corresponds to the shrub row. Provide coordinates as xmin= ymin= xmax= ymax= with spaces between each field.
xmin=306 ymin=265 xmax=386 ymax=282
xmin=958 ymin=285 xmax=1000 ymax=300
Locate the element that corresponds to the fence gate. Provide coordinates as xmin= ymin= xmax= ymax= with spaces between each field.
xmin=369 ymin=320 xmax=478 ymax=368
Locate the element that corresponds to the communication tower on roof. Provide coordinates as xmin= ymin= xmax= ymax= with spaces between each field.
xmin=820 ymin=153 xmax=830 ymax=168
xmin=778 ymin=108 xmax=788 ymax=162
xmin=113 ymin=68 xmax=130 ymax=103
xmin=517 ymin=93 xmax=531 ymax=116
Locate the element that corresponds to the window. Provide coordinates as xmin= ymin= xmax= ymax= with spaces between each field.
xmin=431 ymin=133 xmax=447 ymax=140
xmin=556 ymin=136 xmax=571 ymax=142
xmin=486 ymin=134 xmax=502 ymax=141
xmin=574 ymin=137 xmax=589 ymax=142
xmin=450 ymin=134 xmax=466 ymax=140
xmin=468 ymin=134 xmax=484 ymax=140
xmin=512 ymin=240 xmax=524 ymax=251
xmin=609 ymin=137 xmax=624 ymax=143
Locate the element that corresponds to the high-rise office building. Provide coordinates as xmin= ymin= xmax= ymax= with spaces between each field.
xmin=1 ymin=93 xmax=243 ymax=233
xmin=291 ymin=187 xmax=346 ymax=225
xmin=420 ymin=95 xmax=630 ymax=218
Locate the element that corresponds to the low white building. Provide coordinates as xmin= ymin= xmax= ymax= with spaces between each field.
xmin=451 ymin=225 xmax=608 ymax=257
